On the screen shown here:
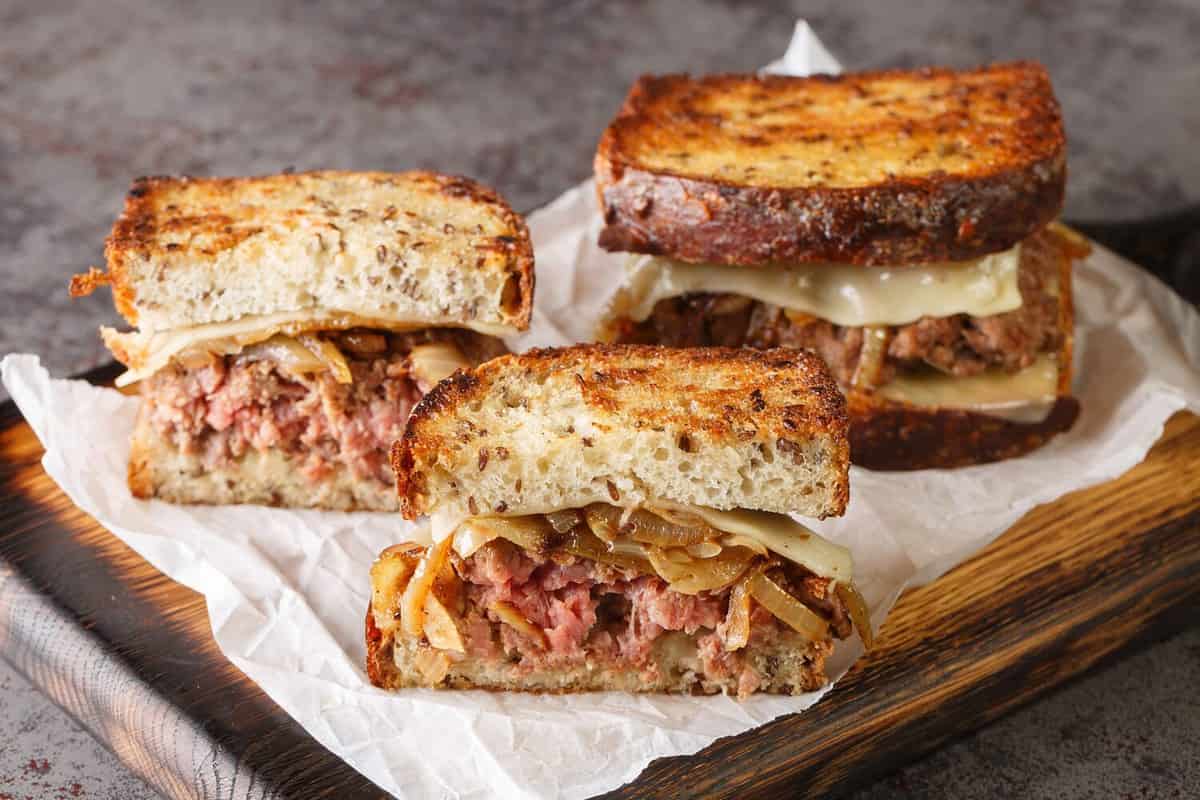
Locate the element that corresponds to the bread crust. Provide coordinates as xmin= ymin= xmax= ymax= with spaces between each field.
xmin=391 ymin=344 xmax=850 ymax=519
xmin=78 ymin=170 xmax=534 ymax=333
xmin=595 ymin=64 xmax=1065 ymax=266
xmin=847 ymin=395 xmax=1079 ymax=470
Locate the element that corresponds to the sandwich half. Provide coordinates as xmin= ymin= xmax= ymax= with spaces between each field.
xmin=594 ymin=64 xmax=1090 ymax=469
xmin=71 ymin=170 xmax=534 ymax=510
xmin=367 ymin=344 xmax=872 ymax=697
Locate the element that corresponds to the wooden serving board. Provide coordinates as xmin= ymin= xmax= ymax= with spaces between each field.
xmin=1 ymin=369 xmax=1197 ymax=799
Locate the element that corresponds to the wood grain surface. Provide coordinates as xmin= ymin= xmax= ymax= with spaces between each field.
xmin=1 ymin=369 xmax=1197 ymax=798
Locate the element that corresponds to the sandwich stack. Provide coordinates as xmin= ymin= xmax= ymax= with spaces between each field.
xmin=72 ymin=170 xmax=534 ymax=510
xmin=595 ymin=64 xmax=1090 ymax=469
xmin=368 ymin=344 xmax=871 ymax=697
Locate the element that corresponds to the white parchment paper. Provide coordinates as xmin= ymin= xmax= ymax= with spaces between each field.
xmin=3 ymin=21 xmax=1199 ymax=800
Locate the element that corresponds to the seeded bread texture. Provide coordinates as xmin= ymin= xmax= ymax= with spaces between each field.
xmin=75 ymin=170 xmax=533 ymax=334
xmin=595 ymin=63 xmax=1065 ymax=266
xmin=128 ymin=411 xmax=397 ymax=511
xmin=393 ymin=344 xmax=849 ymax=521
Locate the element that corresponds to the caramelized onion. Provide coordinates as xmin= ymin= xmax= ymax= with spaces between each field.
xmin=563 ymin=526 xmax=654 ymax=575
xmin=836 ymin=582 xmax=875 ymax=650
xmin=584 ymin=505 xmax=620 ymax=543
xmin=408 ymin=341 xmax=470 ymax=393
xmin=422 ymin=592 xmax=465 ymax=652
xmin=470 ymin=515 xmax=555 ymax=554
xmin=682 ymin=506 xmax=854 ymax=584
xmin=399 ymin=537 xmax=452 ymax=639
xmin=723 ymin=579 xmax=752 ymax=651
xmin=489 ymin=601 xmax=548 ymax=648
xmin=338 ymin=330 xmax=387 ymax=356
xmin=451 ymin=520 xmax=500 ymax=559
xmin=686 ymin=541 xmax=723 ymax=559
xmin=645 ymin=545 xmax=757 ymax=595
xmin=175 ymin=348 xmax=224 ymax=370
xmin=587 ymin=504 xmax=715 ymax=548
xmin=719 ymin=534 xmax=769 ymax=558
xmin=298 ymin=334 xmax=352 ymax=383
xmin=369 ymin=544 xmax=424 ymax=635
xmin=852 ymin=326 xmax=891 ymax=390
xmin=238 ymin=335 xmax=326 ymax=374
xmin=747 ymin=572 xmax=829 ymax=641
xmin=545 ymin=509 xmax=582 ymax=534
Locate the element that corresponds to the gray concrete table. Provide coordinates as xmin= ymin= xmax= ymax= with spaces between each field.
xmin=1 ymin=1 xmax=1197 ymax=798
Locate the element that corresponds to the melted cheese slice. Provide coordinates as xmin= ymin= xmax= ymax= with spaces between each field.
xmin=619 ymin=245 xmax=1022 ymax=327
xmin=674 ymin=505 xmax=853 ymax=583
xmin=103 ymin=309 xmax=510 ymax=386
xmin=879 ymin=355 xmax=1060 ymax=423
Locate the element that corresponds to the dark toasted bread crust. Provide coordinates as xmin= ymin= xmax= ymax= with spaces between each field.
xmin=365 ymin=606 xmax=398 ymax=688
xmin=848 ymin=395 xmax=1078 ymax=470
xmin=392 ymin=343 xmax=849 ymax=519
xmin=596 ymin=64 xmax=1065 ymax=266
xmin=92 ymin=170 xmax=534 ymax=330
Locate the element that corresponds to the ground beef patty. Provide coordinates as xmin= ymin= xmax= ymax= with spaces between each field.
xmin=614 ymin=229 xmax=1064 ymax=386
xmin=450 ymin=539 xmax=850 ymax=696
xmin=140 ymin=328 xmax=504 ymax=486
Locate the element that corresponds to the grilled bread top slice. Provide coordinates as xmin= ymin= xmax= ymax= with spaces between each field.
xmin=71 ymin=170 xmax=534 ymax=335
xmin=393 ymin=343 xmax=849 ymax=522
xmin=596 ymin=63 xmax=1065 ymax=267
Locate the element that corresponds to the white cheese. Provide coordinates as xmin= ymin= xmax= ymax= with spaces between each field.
xmin=104 ymin=308 xmax=509 ymax=386
xmin=674 ymin=505 xmax=854 ymax=584
xmin=618 ymin=245 xmax=1022 ymax=328
xmin=879 ymin=355 xmax=1060 ymax=423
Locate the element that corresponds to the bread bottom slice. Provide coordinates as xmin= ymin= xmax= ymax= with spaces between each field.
xmin=847 ymin=394 xmax=1079 ymax=471
xmin=366 ymin=606 xmax=832 ymax=696
xmin=128 ymin=415 xmax=397 ymax=511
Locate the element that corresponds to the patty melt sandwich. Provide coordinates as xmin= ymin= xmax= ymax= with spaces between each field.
xmin=594 ymin=64 xmax=1090 ymax=469
xmin=71 ymin=170 xmax=534 ymax=510
xmin=367 ymin=344 xmax=871 ymax=697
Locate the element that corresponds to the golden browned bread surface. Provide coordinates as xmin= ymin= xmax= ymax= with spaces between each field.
xmin=393 ymin=344 xmax=849 ymax=521
xmin=72 ymin=170 xmax=533 ymax=334
xmin=596 ymin=63 xmax=1065 ymax=266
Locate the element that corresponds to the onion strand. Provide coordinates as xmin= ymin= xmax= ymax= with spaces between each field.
xmin=836 ymin=581 xmax=875 ymax=650
xmin=399 ymin=536 xmax=453 ymax=639
xmin=747 ymin=571 xmax=830 ymax=641
xmin=298 ymin=334 xmax=352 ymax=383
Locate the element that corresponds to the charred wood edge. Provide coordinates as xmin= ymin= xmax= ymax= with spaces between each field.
xmin=0 ymin=563 xmax=274 ymax=800
xmin=602 ymin=507 xmax=1200 ymax=800
xmin=0 ymin=375 xmax=382 ymax=799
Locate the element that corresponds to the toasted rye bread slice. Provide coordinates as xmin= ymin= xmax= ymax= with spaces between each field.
xmin=70 ymin=170 xmax=533 ymax=335
xmin=393 ymin=344 xmax=849 ymax=521
xmin=596 ymin=63 xmax=1065 ymax=266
